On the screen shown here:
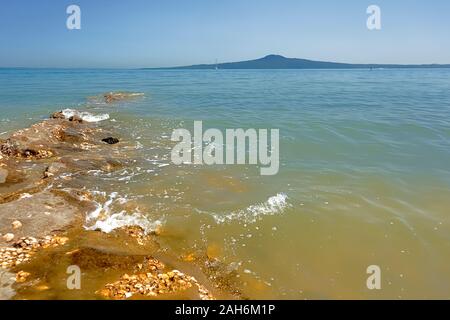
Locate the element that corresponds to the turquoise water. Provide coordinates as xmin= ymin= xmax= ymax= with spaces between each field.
xmin=1 ymin=68 xmax=450 ymax=299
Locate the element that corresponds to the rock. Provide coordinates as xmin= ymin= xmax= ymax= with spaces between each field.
xmin=0 ymin=168 xmax=8 ymax=184
xmin=68 ymin=115 xmax=83 ymax=123
xmin=43 ymin=162 xmax=67 ymax=178
xmin=102 ymin=137 xmax=120 ymax=145
xmin=3 ymin=233 xmax=14 ymax=242
xmin=12 ymin=221 xmax=22 ymax=230
xmin=0 ymin=139 xmax=18 ymax=157
xmin=0 ymin=270 xmax=16 ymax=300
xmin=50 ymin=111 xmax=65 ymax=120
xmin=21 ymin=148 xmax=53 ymax=159
xmin=103 ymin=92 xmax=144 ymax=104
xmin=15 ymin=271 xmax=30 ymax=283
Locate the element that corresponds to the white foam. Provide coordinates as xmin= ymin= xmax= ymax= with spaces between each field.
xmin=84 ymin=191 xmax=163 ymax=234
xmin=86 ymin=211 xmax=163 ymax=234
xmin=211 ymin=193 xmax=290 ymax=224
xmin=62 ymin=109 xmax=110 ymax=122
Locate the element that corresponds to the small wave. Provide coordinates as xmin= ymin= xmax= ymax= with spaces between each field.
xmin=86 ymin=211 xmax=163 ymax=234
xmin=210 ymin=193 xmax=291 ymax=224
xmin=84 ymin=191 xmax=163 ymax=234
xmin=62 ymin=109 xmax=110 ymax=122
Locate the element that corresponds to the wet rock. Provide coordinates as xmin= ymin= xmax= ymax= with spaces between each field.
xmin=102 ymin=137 xmax=120 ymax=145
xmin=68 ymin=247 xmax=162 ymax=272
xmin=0 ymin=168 xmax=7 ymax=184
xmin=98 ymin=268 xmax=213 ymax=300
xmin=57 ymin=127 xmax=85 ymax=143
xmin=0 ymin=139 xmax=18 ymax=157
xmin=103 ymin=92 xmax=144 ymax=104
xmin=50 ymin=111 xmax=65 ymax=120
xmin=0 ymin=190 xmax=94 ymax=247
xmin=23 ymin=148 xmax=53 ymax=159
xmin=68 ymin=115 xmax=83 ymax=123
xmin=0 ymin=270 xmax=15 ymax=299
xmin=12 ymin=221 xmax=22 ymax=230
xmin=0 ymin=138 xmax=54 ymax=159
xmin=43 ymin=162 xmax=67 ymax=178
xmin=0 ymin=115 xmax=100 ymax=160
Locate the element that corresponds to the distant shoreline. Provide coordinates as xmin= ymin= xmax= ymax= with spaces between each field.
xmin=2 ymin=54 xmax=450 ymax=70
xmin=2 ymin=67 xmax=450 ymax=71
xmin=142 ymin=54 xmax=450 ymax=70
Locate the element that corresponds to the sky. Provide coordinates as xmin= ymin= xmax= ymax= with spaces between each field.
xmin=0 ymin=0 xmax=449 ymax=68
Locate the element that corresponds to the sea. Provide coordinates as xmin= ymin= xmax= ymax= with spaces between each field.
xmin=1 ymin=68 xmax=449 ymax=299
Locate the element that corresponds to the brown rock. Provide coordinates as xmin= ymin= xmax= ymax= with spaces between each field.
xmin=68 ymin=115 xmax=83 ymax=123
xmin=50 ymin=111 xmax=65 ymax=120
xmin=103 ymin=92 xmax=144 ymax=104
xmin=0 ymin=139 xmax=18 ymax=157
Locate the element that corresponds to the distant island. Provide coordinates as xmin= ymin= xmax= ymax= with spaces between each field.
xmin=145 ymin=54 xmax=450 ymax=70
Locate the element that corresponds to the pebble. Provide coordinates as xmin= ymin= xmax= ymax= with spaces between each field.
xmin=0 ymin=235 xmax=69 ymax=270
xmin=2 ymin=234 xmax=14 ymax=242
xmin=98 ymin=267 xmax=213 ymax=300
xmin=12 ymin=221 xmax=22 ymax=230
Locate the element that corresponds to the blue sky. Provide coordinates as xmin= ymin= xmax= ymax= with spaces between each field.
xmin=0 ymin=0 xmax=449 ymax=67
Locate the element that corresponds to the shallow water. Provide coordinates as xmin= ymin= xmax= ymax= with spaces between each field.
xmin=1 ymin=68 xmax=450 ymax=299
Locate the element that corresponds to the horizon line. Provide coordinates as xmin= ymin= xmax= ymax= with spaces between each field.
xmin=2 ymin=54 xmax=450 ymax=69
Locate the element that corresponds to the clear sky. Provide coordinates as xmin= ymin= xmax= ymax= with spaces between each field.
xmin=0 ymin=0 xmax=449 ymax=68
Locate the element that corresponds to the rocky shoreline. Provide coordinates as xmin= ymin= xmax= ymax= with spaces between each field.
xmin=0 ymin=92 xmax=236 ymax=300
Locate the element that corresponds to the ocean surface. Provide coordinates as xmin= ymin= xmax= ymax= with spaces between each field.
xmin=1 ymin=68 xmax=450 ymax=299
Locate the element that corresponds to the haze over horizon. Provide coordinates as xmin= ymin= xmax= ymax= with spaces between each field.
xmin=1 ymin=0 xmax=449 ymax=68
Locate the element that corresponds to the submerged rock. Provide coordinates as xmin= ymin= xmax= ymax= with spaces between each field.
xmin=99 ymin=268 xmax=213 ymax=300
xmin=0 ymin=168 xmax=7 ymax=184
xmin=0 ymin=190 xmax=93 ymax=247
xmin=102 ymin=137 xmax=120 ymax=145
xmin=103 ymin=92 xmax=144 ymax=104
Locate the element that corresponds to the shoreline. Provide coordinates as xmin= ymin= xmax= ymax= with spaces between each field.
xmin=0 ymin=93 xmax=238 ymax=300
